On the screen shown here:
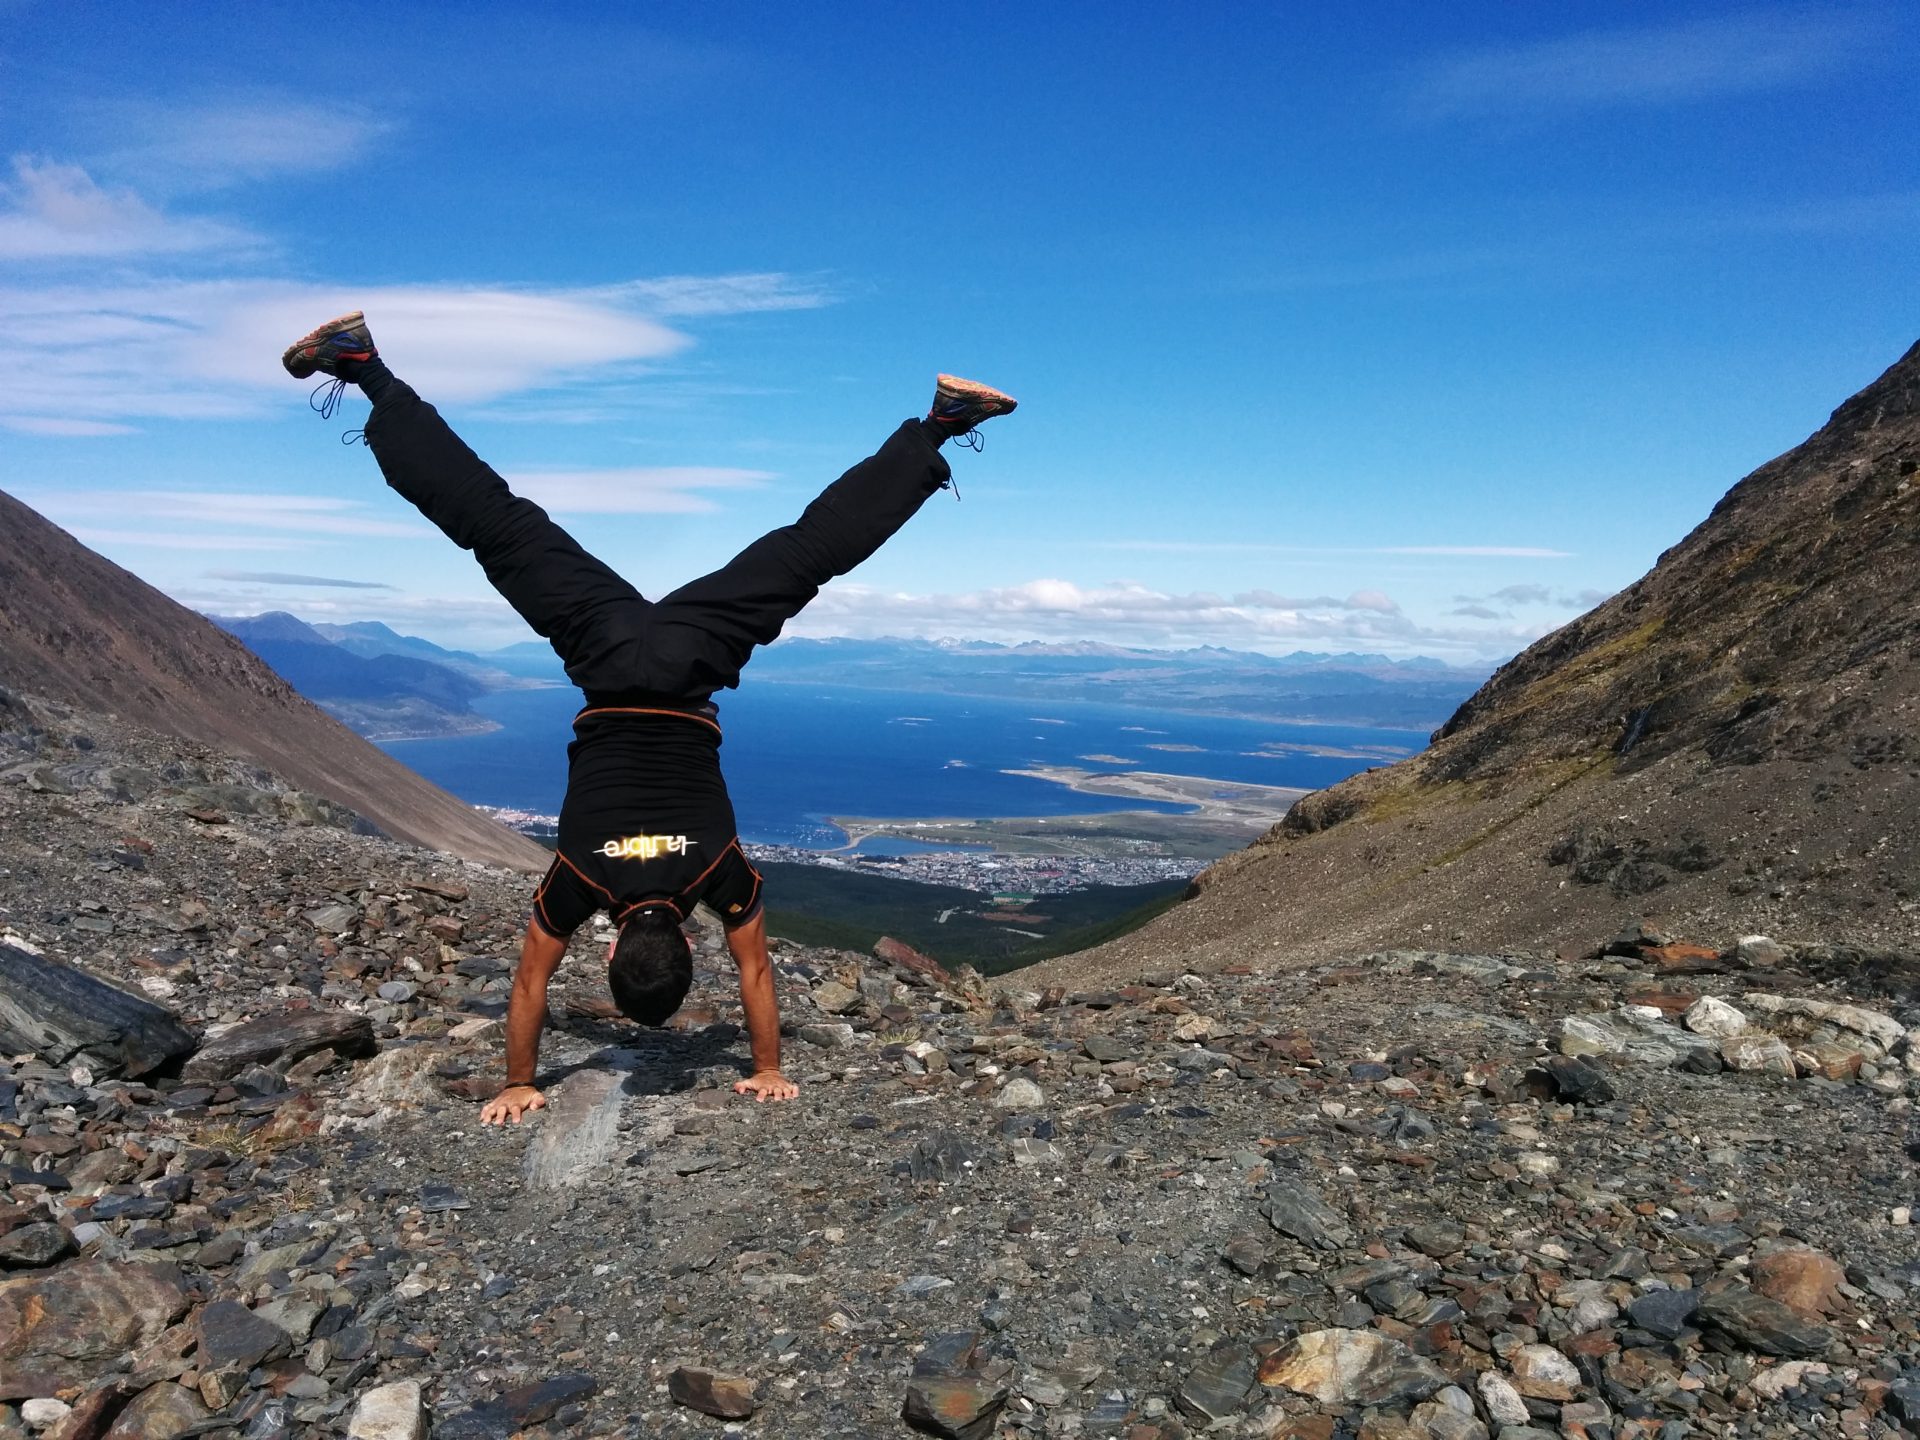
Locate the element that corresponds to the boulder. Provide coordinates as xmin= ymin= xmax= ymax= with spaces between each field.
xmin=1559 ymin=1010 xmax=1716 ymax=1069
xmin=1682 ymin=995 xmax=1748 ymax=1037
xmin=0 ymin=1261 xmax=191 ymax=1399
xmin=180 ymin=1008 xmax=374 ymax=1083
xmin=1739 ymin=993 xmax=1904 ymax=1055
xmin=1257 ymin=1328 xmax=1446 ymax=1407
xmin=0 ymin=945 xmax=197 ymax=1079
xmin=1720 ymin=1032 xmax=1797 ymax=1077
xmin=1696 ymin=1287 xmax=1834 ymax=1357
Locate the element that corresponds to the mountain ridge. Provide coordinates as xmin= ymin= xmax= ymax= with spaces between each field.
xmin=1039 ymin=339 xmax=1920 ymax=982
xmin=0 ymin=490 xmax=545 ymax=872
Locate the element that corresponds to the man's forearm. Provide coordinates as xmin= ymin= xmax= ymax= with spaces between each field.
xmin=503 ymin=978 xmax=547 ymax=1085
xmin=740 ymin=964 xmax=783 ymax=1073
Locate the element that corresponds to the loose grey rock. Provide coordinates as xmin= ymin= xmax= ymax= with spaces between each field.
xmin=901 ymin=1376 xmax=1009 ymax=1440
xmin=1175 ymin=1344 xmax=1257 ymax=1423
xmin=1260 ymin=1181 xmax=1352 ymax=1250
xmin=993 ymin=1077 xmax=1044 ymax=1110
xmin=1696 ymin=1287 xmax=1835 ymax=1357
xmin=667 ymin=1367 xmax=757 ymax=1419
xmin=347 ymin=1381 xmax=423 ymax=1440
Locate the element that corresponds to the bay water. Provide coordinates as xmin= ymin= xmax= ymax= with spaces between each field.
xmin=379 ymin=680 xmax=1421 ymax=849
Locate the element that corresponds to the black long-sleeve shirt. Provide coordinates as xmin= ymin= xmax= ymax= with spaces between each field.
xmin=530 ymin=704 xmax=763 ymax=937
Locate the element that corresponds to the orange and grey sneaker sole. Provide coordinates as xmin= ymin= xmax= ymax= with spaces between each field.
xmin=929 ymin=374 xmax=1018 ymax=431
xmin=282 ymin=310 xmax=376 ymax=380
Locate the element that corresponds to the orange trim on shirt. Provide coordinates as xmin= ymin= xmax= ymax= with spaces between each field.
xmin=677 ymin=837 xmax=740 ymax=897
xmin=553 ymin=848 xmax=618 ymax=903
xmin=574 ymin=705 xmax=723 ymax=737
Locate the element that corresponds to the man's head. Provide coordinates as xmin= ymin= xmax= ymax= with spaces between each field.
xmin=607 ymin=907 xmax=692 ymax=1025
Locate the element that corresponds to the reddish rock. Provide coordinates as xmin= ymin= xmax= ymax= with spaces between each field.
xmin=0 ymin=1261 xmax=191 ymax=1400
xmin=102 ymin=1381 xmax=209 ymax=1440
xmin=1752 ymin=1246 xmax=1847 ymax=1318
xmin=1644 ymin=942 xmax=1725 ymax=974
xmin=875 ymin=936 xmax=953 ymax=985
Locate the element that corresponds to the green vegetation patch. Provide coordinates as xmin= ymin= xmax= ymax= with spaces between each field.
xmin=756 ymin=860 xmax=1186 ymax=976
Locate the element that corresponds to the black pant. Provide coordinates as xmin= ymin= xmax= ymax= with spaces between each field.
xmin=362 ymin=382 xmax=950 ymax=701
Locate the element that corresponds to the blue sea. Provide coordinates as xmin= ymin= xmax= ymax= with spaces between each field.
xmin=378 ymin=681 xmax=1423 ymax=850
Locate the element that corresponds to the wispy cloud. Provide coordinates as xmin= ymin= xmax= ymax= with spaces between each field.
xmin=1408 ymin=10 xmax=1884 ymax=119
xmin=0 ymin=415 xmax=137 ymax=437
xmin=89 ymin=97 xmax=391 ymax=192
xmin=178 ymin=588 xmax=525 ymax=642
xmin=205 ymin=570 xmax=398 ymax=590
xmin=0 ymin=157 xmax=255 ymax=261
xmin=1450 ymin=583 xmax=1614 ymax=621
xmin=0 ymin=272 xmax=826 ymax=430
xmin=21 ymin=491 xmax=426 ymax=539
xmin=69 ymin=528 xmax=303 ymax=552
xmin=505 ymin=466 xmax=774 ymax=514
xmin=596 ymin=273 xmax=833 ymax=317
xmin=1090 ymin=540 xmax=1574 ymax=559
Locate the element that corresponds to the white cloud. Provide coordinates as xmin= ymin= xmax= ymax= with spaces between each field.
xmin=1091 ymin=540 xmax=1574 ymax=559
xmin=0 ymin=272 xmax=822 ymax=430
xmin=0 ymin=157 xmax=254 ymax=261
xmin=778 ymin=577 xmax=1531 ymax=659
xmin=1409 ymin=11 xmax=1882 ymax=118
xmin=504 ymin=466 xmax=773 ymax=515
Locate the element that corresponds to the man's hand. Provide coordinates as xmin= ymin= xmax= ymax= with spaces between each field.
xmin=732 ymin=1070 xmax=799 ymax=1103
xmin=480 ymin=1084 xmax=548 ymax=1125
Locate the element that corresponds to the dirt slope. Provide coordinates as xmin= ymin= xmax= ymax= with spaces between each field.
xmin=0 ymin=488 xmax=545 ymax=872
xmin=1044 ymin=340 xmax=1920 ymax=983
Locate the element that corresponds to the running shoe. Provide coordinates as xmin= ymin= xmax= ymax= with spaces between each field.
xmin=282 ymin=311 xmax=378 ymax=380
xmin=928 ymin=374 xmax=1018 ymax=437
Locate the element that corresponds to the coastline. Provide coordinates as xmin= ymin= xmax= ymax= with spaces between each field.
xmin=826 ymin=766 xmax=1308 ymax=862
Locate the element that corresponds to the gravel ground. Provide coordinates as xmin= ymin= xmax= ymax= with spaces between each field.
xmin=3 ymin=689 xmax=1918 ymax=1440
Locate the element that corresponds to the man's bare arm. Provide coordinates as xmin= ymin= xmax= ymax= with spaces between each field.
xmin=480 ymin=919 xmax=569 ymax=1125
xmin=724 ymin=913 xmax=797 ymax=1101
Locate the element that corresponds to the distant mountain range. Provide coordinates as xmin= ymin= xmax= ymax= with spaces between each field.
xmin=747 ymin=638 xmax=1489 ymax=729
xmin=199 ymin=623 xmax=1489 ymax=737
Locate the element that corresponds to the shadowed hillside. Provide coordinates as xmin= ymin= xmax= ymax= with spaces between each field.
xmin=0 ymin=490 xmax=545 ymax=871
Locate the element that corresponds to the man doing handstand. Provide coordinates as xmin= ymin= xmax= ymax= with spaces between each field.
xmin=282 ymin=311 xmax=1015 ymax=1122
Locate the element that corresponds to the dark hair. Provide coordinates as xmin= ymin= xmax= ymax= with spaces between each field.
xmin=608 ymin=909 xmax=692 ymax=1026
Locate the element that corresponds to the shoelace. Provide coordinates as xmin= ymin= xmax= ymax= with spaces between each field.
xmin=310 ymin=376 xmax=349 ymax=419
xmin=310 ymin=377 xmax=368 ymax=445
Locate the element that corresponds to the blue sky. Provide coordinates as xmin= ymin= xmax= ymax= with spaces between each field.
xmin=2 ymin=2 xmax=1914 ymax=663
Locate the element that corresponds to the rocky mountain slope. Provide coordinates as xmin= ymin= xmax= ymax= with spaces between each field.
xmin=0 ymin=491 xmax=543 ymax=872
xmin=2 ymin=687 xmax=1917 ymax=1439
xmin=1054 ymin=341 xmax=1920 ymax=982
